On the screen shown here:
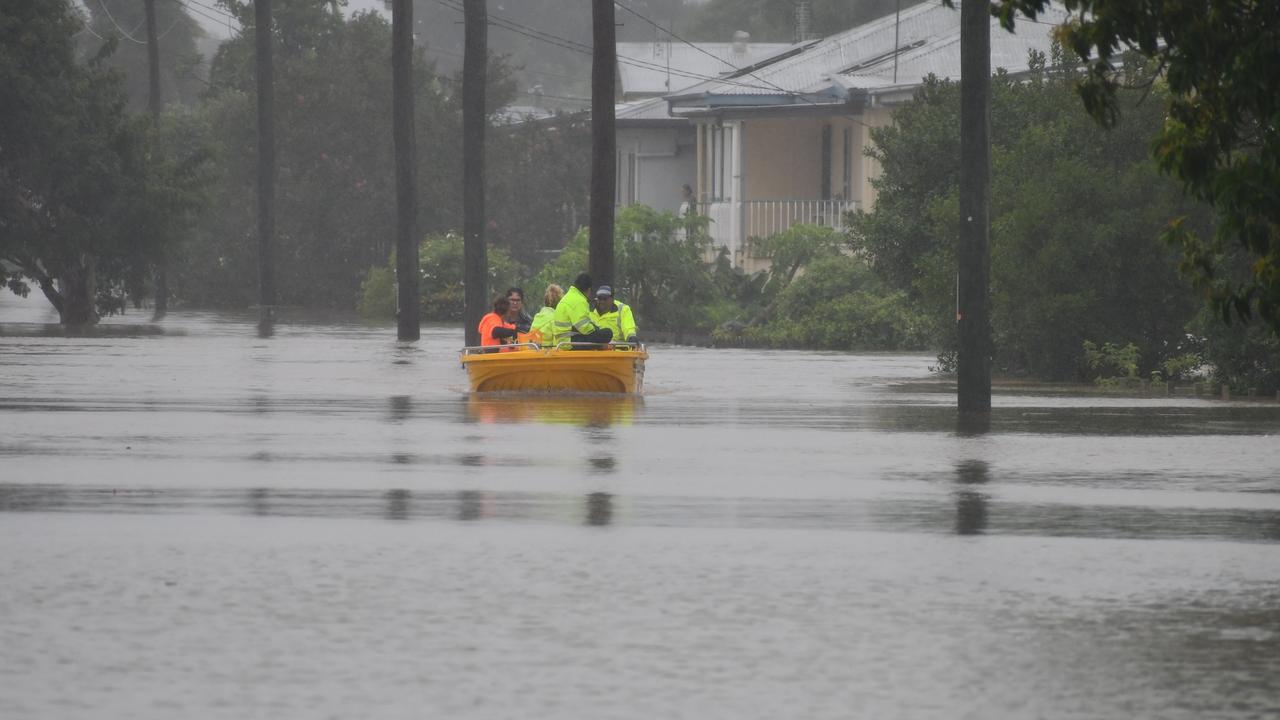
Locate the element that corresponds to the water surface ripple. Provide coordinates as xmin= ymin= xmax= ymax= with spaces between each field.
xmin=1 ymin=295 xmax=1278 ymax=719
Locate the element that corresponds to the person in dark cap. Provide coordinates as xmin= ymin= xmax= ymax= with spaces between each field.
xmin=589 ymin=285 xmax=637 ymax=346
xmin=552 ymin=272 xmax=612 ymax=347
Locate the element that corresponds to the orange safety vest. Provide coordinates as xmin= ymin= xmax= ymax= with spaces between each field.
xmin=478 ymin=312 xmax=516 ymax=349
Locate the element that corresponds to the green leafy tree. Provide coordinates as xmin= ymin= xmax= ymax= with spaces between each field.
xmin=530 ymin=204 xmax=719 ymax=332
xmin=1 ymin=1 xmax=206 ymax=323
xmin=181 ymin=1 xmax=547 ymax=311
xmin=358 ymin=233 xmax=523 ymax=321
xmin=851 ymin=53 xmax=1207 ymax=379
xmin=752 ymin=223 xmax=844 ymax=296
xmin=990 ymin=1 xmax=1280 ymax=331
xmin=736 ymin=255 xmax=926 ymax=350
xmin=485 ymin=111 xmax=591 ymax=267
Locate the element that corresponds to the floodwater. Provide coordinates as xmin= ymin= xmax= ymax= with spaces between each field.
xmin=1 ymin=291 xmax=1278 ymax=720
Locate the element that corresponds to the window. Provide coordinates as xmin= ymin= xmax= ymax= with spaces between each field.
xmin=705 ymin=124 xmax=734 ymax=202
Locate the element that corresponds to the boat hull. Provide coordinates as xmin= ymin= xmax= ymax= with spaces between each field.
xmin=461 ymin=348 xmax=647 ymax=394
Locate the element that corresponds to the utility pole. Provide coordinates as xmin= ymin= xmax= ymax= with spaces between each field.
xmin=145 ymin=0 xmax=168 ymax=320
xmin=588 ymin=0 xmax=616 ymax=287
xmin=462 ymin=0 xmax=487 ymax=347
xmin=254 ymin=0 xmax=276 ymax=337
xmin=392 ymin=0 xmax=420 ymax=341
xmin=957 ymin=0 xmax=992 ymax=415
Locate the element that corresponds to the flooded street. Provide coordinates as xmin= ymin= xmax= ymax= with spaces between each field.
xmin=2 ymin=292 xmax=1279 ymax=719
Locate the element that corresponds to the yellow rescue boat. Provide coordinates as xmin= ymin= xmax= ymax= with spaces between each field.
xmin=460 ymin=342 xmax=648 ymax=394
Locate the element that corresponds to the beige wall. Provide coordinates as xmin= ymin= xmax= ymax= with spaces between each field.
xmin=741 ymin=117 xmax=826 ymax=201
xmin=858 ymin=106 xmax=894 ymax=210
xmin=738 ymin=113 xmax=886 ymax=208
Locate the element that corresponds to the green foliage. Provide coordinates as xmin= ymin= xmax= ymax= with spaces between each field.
xmin=992 ymin=1 xmax=1280 ymax=332
xmin=735 ymin=255 xmax=928 ymax=350
xmin=358 ymin=233 xmax=524 ymax=322
xmin=1190 ymin=308 xmax=1280 ymax=396
xmin=752 ymin=224 xmax=844 ymax=296
xmin=615 ymin=205 xmax=717 ymax=331
xmin=1082 ymin=340 xmax=1139 ymax=386
xmin=177 ymin=2 xmax=500 ymax=309
xmin=529 ymin=205 xmax=722 ymax=332
xmin=530 ymin=228 xmax=589 ymax=302
xmin=356 ymin=265 xmax=396 ymax=320
xmin=1 ymin=1 xmax=207 ymax=323
xmin=852 ymin=54 xmax=1207 ymax=379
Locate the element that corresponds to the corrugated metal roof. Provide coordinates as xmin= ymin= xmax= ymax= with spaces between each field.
xmin=615 ymin=96 xmax=675 ymax=121
xmin=616 ymin=41 xmax=794 ymax=97
xmin=668 ymin=2 xmax=1071 ymax=107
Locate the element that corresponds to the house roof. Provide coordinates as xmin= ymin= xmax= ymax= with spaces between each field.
xmin=615 ymin=96 xmax=677 ymax=122
xmin=667 ymin=2 xmax=1071 ymax=112
xmin=615 ymin=40 xmax=795 ymax=98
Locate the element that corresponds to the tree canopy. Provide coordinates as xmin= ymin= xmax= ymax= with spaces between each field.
xmin=988 ymin=0 xmax=1280 ymax=332
xmin=1 ymin=1 xmax=206 ymax=323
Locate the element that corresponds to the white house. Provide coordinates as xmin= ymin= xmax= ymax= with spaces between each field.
xmin=618 ymin=2 xmax=1070 ymax=272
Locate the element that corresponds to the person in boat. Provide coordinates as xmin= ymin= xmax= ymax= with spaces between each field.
xmin=478 ymin=295 xmax=519 ymax=351
xmin=506 ymin=287 xmax=532 ymax=333
xmin=589 ymin=285 xmax=637 ymax=346
xmin=530 ymin=283 xmax=563 ymax=344
xmin=554 ymin=272 xmax=612 ymax=348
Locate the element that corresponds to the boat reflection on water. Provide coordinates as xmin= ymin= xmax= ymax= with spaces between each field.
xmin=466 ymin=393 xmax=641 ymax=427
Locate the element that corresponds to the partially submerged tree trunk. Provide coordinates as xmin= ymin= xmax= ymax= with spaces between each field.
xmin=31 ymin=258 xmax=98 ymax=326
xmin=462 ymin=0 xmax=487 ymax=347
xmin=588 ymin=0 xmax=616 ymax=287
xmin=392 ymin=0 xmax=421 ymax=341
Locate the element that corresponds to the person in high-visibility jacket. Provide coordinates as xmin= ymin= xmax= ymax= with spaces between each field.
xmin=478 ymin=295 xmax=519 ymax=351
xmin=553 ymin=273 xmax=612 ymax=347
xmin=588 ymin=285 xmax=637 ymax=346
xmin=529 ymin=283 xmax=563 ymax=345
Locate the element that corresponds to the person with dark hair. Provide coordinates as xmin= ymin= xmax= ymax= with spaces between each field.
xmin=506 ymin=287 xmax=532 ymax=333
xmin=478 ymin=295 xmax=518 ymax=351
xmin=553 ymin=272 xmax=612 ymax=347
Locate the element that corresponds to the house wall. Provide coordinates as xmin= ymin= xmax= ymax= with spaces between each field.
xmin=741 ymin=117 xmax=826 ymax=201
xmin=858 ymin=105 xmax=895 ymax=210
xmin=617 ymin=126 xmax=697 ymax=214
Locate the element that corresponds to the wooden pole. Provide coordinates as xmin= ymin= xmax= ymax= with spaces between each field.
xmin=957 ymin=0 xmax=991 ymax=415
xmin=589 ymin=0 xmax=617 ymax=287
xmin=254 ymin=0 xmax=276 ymax=337
xmin=144 ymin=0 xmax=168 ymax=320
xmin=462 ymin=0 xmax=488 ymax=347
xmin=392 ymin=0 xmax=420 ymax=341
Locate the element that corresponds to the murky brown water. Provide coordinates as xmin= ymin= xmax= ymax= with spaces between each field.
xmin=2 ymin=291 xmax=1279 ymax=719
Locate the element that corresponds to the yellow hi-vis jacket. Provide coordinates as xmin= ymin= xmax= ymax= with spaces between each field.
xmin=530 ymin=306 xmax=556 ymax=344
xmin=552 ymin=285 xmax=597 ymax=346
xmin=589 ymin=300 xmax=636 ymax=343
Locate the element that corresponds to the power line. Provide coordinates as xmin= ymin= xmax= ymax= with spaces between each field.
xmin=169 ymin=0 xmax=239 ymax=32
xmin=432 ymin=0 xmax=789 ymax=95
xmin=175 ymin=0 xmax=238 ymax=24
xmin=95 ymin=0 xmax=148 ymax=44
xmin=613 ymin=0 xmax=878 ymax=130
